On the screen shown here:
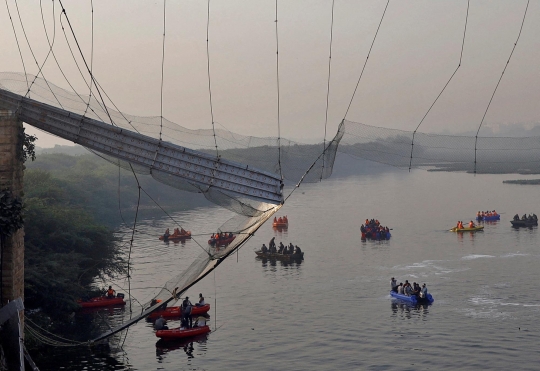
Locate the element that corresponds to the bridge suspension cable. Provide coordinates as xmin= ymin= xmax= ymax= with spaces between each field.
xmin=343 ymin=0 xmax=390 ymax=120
xmin=321 ymin=0 xmax=335 ymax=181
xmin=474 ymin=0 xmax=530 ymax=174
xmin=408 ymin=0 xmax=470 ymax=171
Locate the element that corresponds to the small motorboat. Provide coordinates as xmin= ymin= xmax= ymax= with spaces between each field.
xmin=159 ymin=231 xmax=191 ymax=241
xmin=449 ymin=226 xmax=484 ymax=232
xmin=148 ymin=304 xmax=210 ymax=319
xmin=208 ymin=235 xmax=235 ymax=246
xmin=78 ymin=294 xmax=126 ymax=308
xmin=255 ymin=250 xmax=304 ymax=261
xmin=476 ymin=214 xmax=500 ymax=221
xmin=510 ymin=219 xmax=538 ymax=227
xmin=156 ymin=325 xmax=210 ymax=340
xmin=390 ymin=291 xmax=434 ymax=304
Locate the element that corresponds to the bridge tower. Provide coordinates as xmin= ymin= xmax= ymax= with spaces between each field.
xmin=0 ymin=109 xmax=24 ymax=308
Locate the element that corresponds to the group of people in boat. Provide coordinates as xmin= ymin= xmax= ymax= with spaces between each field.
xmin=513 ymin=213 xmax=538 ymax=221
xmin=209 ymin=231 xmax=234 ymax=244
xmin=154 ymin=293 xmax=209 ymax=331
xmin=391 ymin=278 xmax=428 ymax=299
xmin=163 ymin=227 xmax=189 ymax=238
xmin=476 ymin=210 xmax=498 ymax=219
xmin=360 ymin=219 xmax=391 ymax=240
xmin=261 ymin=237 xmax=302 ymax=255
xmin=273 ymin=216 xmax=289 ymax=225
xmin=455 ymin=220 xmax=476 ymax=229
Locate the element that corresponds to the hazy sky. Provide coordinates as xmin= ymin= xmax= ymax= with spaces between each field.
xmin=1 ymin=0 xmax=539 ymax=147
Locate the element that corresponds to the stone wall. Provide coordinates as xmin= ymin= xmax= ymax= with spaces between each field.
xmin=0 ymin=110 xmax=25 ymax=307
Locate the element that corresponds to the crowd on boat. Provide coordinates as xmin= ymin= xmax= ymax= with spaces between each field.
xmin=154 ymin=293 xmax=210 ymax=331
xmin=513 ymin=213 xmax=538 ymax=222
xmin=455 ymin=220 xmax=477 ymax=229
xmin=391 ymin=278 xmax=429 ymax=299
xmin=209 ymin=231 xmax=234 ymax=245
xmin=476 ymin=210 xmax=498 ymax=219
xmin=260 ymin=237 xmax=302 ymax=255
xmin=163 ymin=227 xmax=190 ymax=238
xmin=273 ymin=216 xmax=289 ymax=225
xmin=360 ymin=219 xmax=391 ymax=240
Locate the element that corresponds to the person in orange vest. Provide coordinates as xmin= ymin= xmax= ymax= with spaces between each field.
xmin=458 ymin=221 xmax=464 ymax=229
xmin=468 ymin=220 xmax=475 ymax=228
xmin=278 ymin=217 xmax=283 ymax=223
xmin=283 ymin=215 xmax=288 ymax=223
xmin=456 ymin=221 xmax=461 ymax=229
xmin=106 ymin=285 xmax=116 ymax=299
xmin=273 ymin=217 xmax=277 ymax=223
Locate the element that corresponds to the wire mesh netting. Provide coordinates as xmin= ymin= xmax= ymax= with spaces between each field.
xmin=3 ymin=71 xmax=540 ymax=342
xmin=339 ymin=120 xmax=540 ymax=174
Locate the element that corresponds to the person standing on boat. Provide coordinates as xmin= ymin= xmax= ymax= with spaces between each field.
xmin=397 ymin=283 xmax=404 ymax=294
xmin=182 ymin=297 xmax=193 ymax=328
xmin=154 ymin=315 xmax=168 ymax=330
xmin=420 ymin=284 xmax=428 ymax=299
xmin=391 ymin=278 xmax=398 ymax=293
xmin=261 ymin=244 xmax=268 ymax=254
xmin=196 ymin=293 xmax=205 ymax=307
xmin=269 ymin=237 xmax=276 ymax=250
xmin=106 ymin=286 xmax=116 ymax=298
xmin=278 ymin=242 xmax=285 ymax=254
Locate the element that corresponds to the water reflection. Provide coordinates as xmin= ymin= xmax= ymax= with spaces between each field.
xmin=256 ymin=257 xmax=303 ymax=268
xmin=161 ymin=238 xmax=188 ymax=247
xmin=455 ymin=230 xmax=479 ymax=244
xmin=155 ymin=334 xmax=209 ymax=360
xmin=391 ymin=300 xmax=430 ymax=319
xmin=272 ymin=226 xmax=288 ymax=237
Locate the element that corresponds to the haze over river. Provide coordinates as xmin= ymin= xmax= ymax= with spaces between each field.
xmin=38 ymin=165 xmax=540 ymax=370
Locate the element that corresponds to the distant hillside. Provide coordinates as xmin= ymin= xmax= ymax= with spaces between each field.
xmin=26 ymin=152 xmax=212 ymax=225
xmin=35 ymin=144 xmax=88 ymax=156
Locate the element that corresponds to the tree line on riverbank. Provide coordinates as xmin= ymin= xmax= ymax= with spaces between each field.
xmin=23 ymin=151 xmax=210 ymax=324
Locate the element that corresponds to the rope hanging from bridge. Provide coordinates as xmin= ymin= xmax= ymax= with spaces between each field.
xmin=408 ymin=0 xmax=470 ymax=171
xmin=275 ymin=0 xmax=283 ymax=181
xmin=206 ymin=0 xmax=219 ymax=158
xmin=473 ymin=0 xmax=530 ymax=175
xmin=320 ymin=0 xmax=335 ymax=181
xmin=343 ymin=0 xmax=390 ymax=120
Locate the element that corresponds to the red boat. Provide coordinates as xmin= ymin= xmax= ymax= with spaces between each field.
xmin=159 ymin=231 xmax=191 ymax=241
xmin=148 ymin=304 xmax=210 ymax=319
xmin=77 ymin=296 xmax=126 ymax=308
xmin=156 ymin=325 xmax=210 ymax=340
xmin=272 ymin=216 xmax=289 ymax=228
xmin=208 ymin=235 xmax=235 ymax=246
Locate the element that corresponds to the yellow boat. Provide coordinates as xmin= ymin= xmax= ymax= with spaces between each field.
xmin=449 ymin=226 xmax=484 ymax=232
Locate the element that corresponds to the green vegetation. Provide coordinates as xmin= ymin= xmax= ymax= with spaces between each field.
xmin=23 ymin=167 xmax=126 ymax=318
xmin=23 ymin=152 xmax=209 ymax=321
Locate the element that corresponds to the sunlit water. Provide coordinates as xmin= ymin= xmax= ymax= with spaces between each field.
xmin=35 ymin=167 xmax=540 ymax=370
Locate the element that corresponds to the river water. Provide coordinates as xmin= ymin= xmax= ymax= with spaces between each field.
xmin=35 ymin=166 xmax=540 ymax=370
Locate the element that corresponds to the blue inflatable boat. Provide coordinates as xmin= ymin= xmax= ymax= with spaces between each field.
xmin=390 ymin=291 xmax=434 ymax=304
xmin=476 ymin=214 xmax=500 ymax=221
